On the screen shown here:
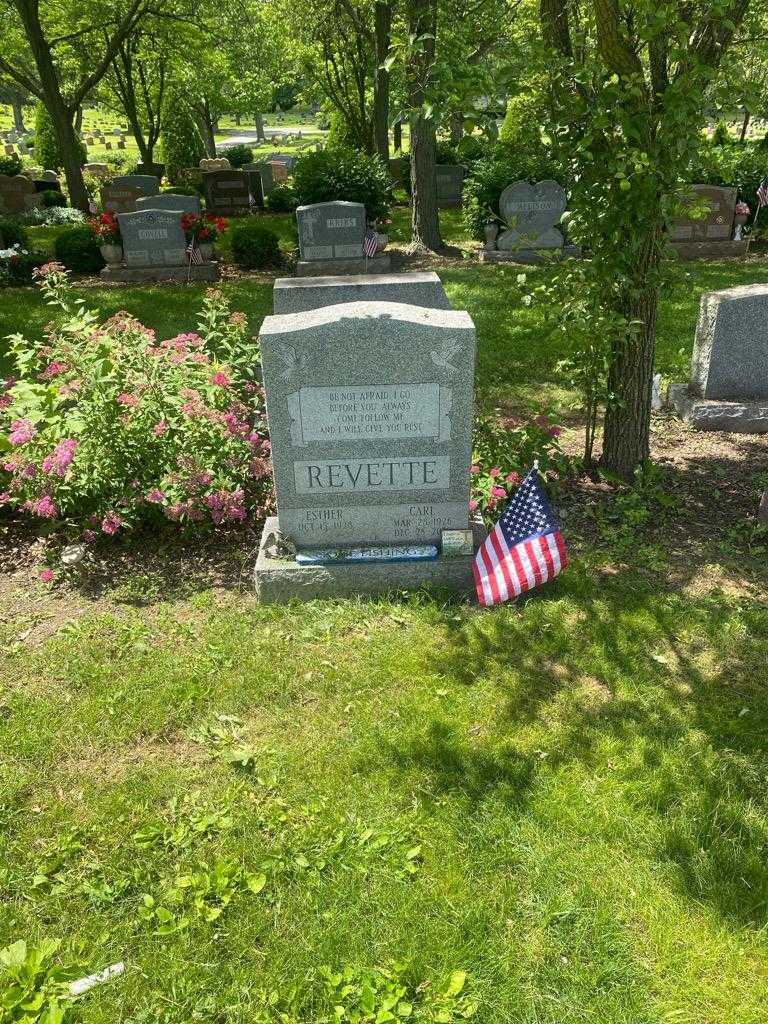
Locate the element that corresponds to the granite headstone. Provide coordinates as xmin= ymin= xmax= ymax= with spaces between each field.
xmin=203 ymin=169 xmax=251 ymax=214
xmin=113 ymin=174 xmax=161 ymax=196
xmin=117 ymin=209 xmax=187 ymax=267
xmin=0 ymin=174 xmax=40 ymax=214
xmin=258 ymin=300 xmax=476 ymax=547
xmin=296 ymin=201 xmax=366 ymax=262
xmin=273 ymin=271 xmax=450 ymax=314
xmin=244 ymin=161 xmax=273 ymax=197
xmin=670 ymin=185 xmax=737 ymax=242
xmin=497 ymin=180 xmax=567 ymax=250
xmin=136 ymin=193 xmax=201 ymax=215
xmin=436 ymin=165 xmax=465 ymax=207
xmin=101 ymin=184 xmax=140 ymax=213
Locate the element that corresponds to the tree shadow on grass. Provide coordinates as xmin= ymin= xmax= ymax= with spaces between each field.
xmin=414 ymin=570 xmax=768 ymax=929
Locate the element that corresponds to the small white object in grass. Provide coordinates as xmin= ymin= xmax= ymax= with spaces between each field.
xmin=651 ymin=373 xmax=662 ymax=410
xmin=61 ymin=543 xmax=87 ymax=566
xmin=69 ymin=962 xmax=124 ymax=996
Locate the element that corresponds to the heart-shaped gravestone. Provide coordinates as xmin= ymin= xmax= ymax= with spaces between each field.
xmin=499 ymin=179 xmax=567 ymax=240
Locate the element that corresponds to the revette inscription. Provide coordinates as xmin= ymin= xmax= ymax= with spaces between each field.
xmin=293 ymin=456 xmax=450 ymax=494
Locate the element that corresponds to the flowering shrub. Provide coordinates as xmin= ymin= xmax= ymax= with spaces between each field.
xmin=181 ymin=213 xmax=226 ymax=244
xmin=0 ymin=243 xmax=45 ymax=287
xmin=470 ymin=410 xmax=568 ymax=524
xmin=0 ymin=265 xmax=274 ymax=538
xmin=23 ymin=206 xmax=86 ymax=227
xmin=88 ymin=210 xmax=121 ymax=245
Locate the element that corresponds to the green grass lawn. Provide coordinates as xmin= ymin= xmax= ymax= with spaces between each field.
xmin=2 ymin=247 xmax=768 ymax=1024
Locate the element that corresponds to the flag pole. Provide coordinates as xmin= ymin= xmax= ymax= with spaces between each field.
xmin=745 ymin=203 xmax=761 ymax=257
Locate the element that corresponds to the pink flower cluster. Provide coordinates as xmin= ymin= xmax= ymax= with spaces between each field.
xmin=205 ymin=488 xmax=246 ymax=525
xmin=534 ymin=415 xmax=564 ymax=439
xmin=23 ymin=495 xmax=57 ymax=518
xmin=41 ymin=438 xmax=77 ymax=477
xmin=9 ymin=419 xmax=36 ymax=446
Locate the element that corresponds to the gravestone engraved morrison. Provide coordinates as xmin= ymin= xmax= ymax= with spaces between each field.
xmin=670 ymin=282 xmax=768 ymax=431
xmin=480 ymin=180 xmax=577 ymax=264
xmin=255 ymin=299 xmax=480 ymax=600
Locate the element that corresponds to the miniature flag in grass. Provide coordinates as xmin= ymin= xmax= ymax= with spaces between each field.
xmin=758 ymin=176 xmax=768 ymax=208
xmin=363 ymin=228 xmax=378 ymax=258
xmin=473 ymin=465 xmax=566 ymax=607
xmin=186 ymin=237 xmax=203 ymax=265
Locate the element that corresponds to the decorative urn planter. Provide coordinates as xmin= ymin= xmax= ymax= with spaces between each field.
xmin=483 ymin=222 xmax=499 ymax=250
xmin=199 ymin=242 xmax=214 ymax=262
xmin=100 ymin=243 xmax=123 ymax=265
xmin=375 ymin=233 xmax=388 ymax=253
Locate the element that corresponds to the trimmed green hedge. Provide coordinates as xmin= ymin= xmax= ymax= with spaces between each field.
xmin=229 ymin=220 xmax=282 ymax=269
xmin=293 ymin=148 xmax=390 ymax=222
xmin=54 ymin=226 xmax=105 ymax=274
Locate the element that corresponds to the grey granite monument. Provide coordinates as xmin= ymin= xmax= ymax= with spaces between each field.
xmin=670 ymin=283 xmax=768 ymax=431
xmin=254 ymin=299 xmax=481 ymax=601
xmin=136 ymin=193 xmax=201 ymax=215
xmin=203 ymin=169 xmax=251 ymax=215
xmin=479 ymin=179 xmax=578 ymax=264
xmin=273 ymin=271 xmax=450 ymax=314
xmin=436 ymin=165 xmax=465 ymax=207
xmin=113 ymin=174 xmax=161 ymax=196
xmin=295 ymin=201 xmax=391 ymax=276
xmin=103 ymin=208 xmax=217 ymax=282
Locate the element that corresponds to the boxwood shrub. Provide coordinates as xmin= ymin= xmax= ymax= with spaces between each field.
xmin=0 ymin=216 xmax=29 ymax=248
xmin=54 ymin=226 xmax=105 ymax=274
xmin=266 ymin=183 xmax=298 ymax=213
xmin=293 ymin=148 xmax=390 ymax=222
xmin=226 ymin=144 xmax=254 ymax=168
xmin=230 ymin=220 xmax=282 ymax=269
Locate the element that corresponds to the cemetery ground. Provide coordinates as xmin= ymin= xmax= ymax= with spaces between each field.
xmin=1 ymin=247 xmax=768 ymax=1023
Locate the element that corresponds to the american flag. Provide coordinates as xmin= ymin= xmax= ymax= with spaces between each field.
xmin=473 ymin=466 xmax=566 ymax=607
xmin=363 ymin=228 xmax=378 ymax=258
xmin=186 ymin=237 xmax=203 ymax=265
xmin=757 ymin=176 xmax=768 ymax=208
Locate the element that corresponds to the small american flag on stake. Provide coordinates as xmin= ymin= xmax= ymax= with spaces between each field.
xmin=757 ymin=176 xmax=768 ymax=208
xmin=363 ymin=228 xmax=378 ymax=258
xmin=186 ymin=237 xmax=203 ymax=265
xmin=473 ymin=465 xmax=566 ymax=607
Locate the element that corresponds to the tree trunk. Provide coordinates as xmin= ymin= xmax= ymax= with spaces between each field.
xmin=373 ymin=0 xmax=392 ymax=165
xmin=408 ymin=0 xmax=442 ymax=250
xmin=255 ymin=111 xmax=266 ymax=141
xmin=12 ymin=0 xmax=89 ymax=209
xmin=393 ymin=119 xmax=402 ymax=151
xmin=448 ymin=109 xmax=463 ymax=146
xmin=234 ymin=112 xmax=241 ymax=126
xmin=740 ymin=109 xmax=750 ymax=143
xmin=11 ymin=97 xmax=25 ymax=133
xmin=194 ymin=100 xmax=217 ymax=156
xmin=74 ymin=106 xmax=82 ymax=133
xmin=410 ymin=116 xmax=442 ymax=249
xmin=601 ymin=227 xmax=661 ymax=479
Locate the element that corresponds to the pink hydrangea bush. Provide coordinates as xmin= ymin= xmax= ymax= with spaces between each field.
xmin=0 ymin=264 xmax=274 ymax=538
xmin=470 ymin=410 xmax=568 ymax=524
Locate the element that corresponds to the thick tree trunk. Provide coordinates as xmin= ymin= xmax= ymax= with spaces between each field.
xmin=13 ymin=0 xmax=89 ymax=209
xmin=373 ymin=0 xmax=392 ymax=165
xmin=194 ymin=100 xmax=217 ymax=156
xmin=12 ymin=98 xmax=26 ymax=133
xmin=408 ymin=0 xmax=442 ymax=250
xmin=255 ymin=111 xmax=266 ymax=141
xmin=740 ymin=109 xmax=750 ymax=142
xmin=601 ymin=227 xmax=661 ymax=478
xmin=448 ymin=110 xmax=463 ymax=146
xmin=234 ymin=112 xmax=241 ymax=126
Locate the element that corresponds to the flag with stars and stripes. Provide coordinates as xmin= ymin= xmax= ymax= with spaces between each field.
xmin=757 ymin=176 xmax=768 ymax=208
xmin=363 ymin=228 xmax=378 ymax=258
xmin=473 ymin=466 xmax=566 ymax=607
xmin=186 ymin=237 xmax=203 ymax=265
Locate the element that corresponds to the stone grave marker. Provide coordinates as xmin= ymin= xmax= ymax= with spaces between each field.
xmin=499 ymin=179 xmax=566 ymax=249
xmin=83 ymin=163 xmax=110 ymax=177
xmin=244 ymin=161 xmax=273 ymax=198
xmin=136 ymin=193 xmax=201 ymax=215
xmin=199 ymin=157 xmax=231 ymax=172
xmin=136 ymin=162 xmax=166 ymax=179
xmin=268 ymin=160 xmax=289 ymax=183
xmin=243 ymin=167 xmax=264 ymax=207
xmin=255 ymin=299 xmax=478 ymax=600
xmin=436 ymin=164 xmax=465 ymax=207
xmin=3 ymin=144 xmax=15 ymax=156
xmin=0 ymin=174 xmax=41 ymax=214
xmin=117 ymin=208 xmax=187 ymax=268
xmin=296 ymin=200 xmax=365 ymax=261
xmin=668 ymin=185 xmax=743 ymax=257
xmin=273 ymin=271 xmax=450 ymax=314
xmin=113 ymin=174 xmax=160 ymax=196
xmin=203 ymin=169 xmax=251 ymax=214
xmin=670 ymin=282 xmax=768 ymax=431
xmin=101 ymin=183 xmax=140 ymax=213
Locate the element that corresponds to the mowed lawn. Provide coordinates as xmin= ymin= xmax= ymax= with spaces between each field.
xmin=1 ymin=238 xmax=768 ymax=1023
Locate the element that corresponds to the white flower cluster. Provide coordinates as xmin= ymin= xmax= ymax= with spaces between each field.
xmin=0 ymin=243 xmax=29 ymax=262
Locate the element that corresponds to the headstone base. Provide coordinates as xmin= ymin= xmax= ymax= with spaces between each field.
xmin=99 ymin=263 xmax=220 ymax=283
xmin=273 ymin=271 xmax=449 ymax=313
xmin=295 ymin=253 xmax=392 ymax=277
xmin=669 ymin=382 xmax=768 ymax=432
xmin=254 ymin=516 xmax=485 ymax=603
xmin=478 ymin=245 xmax=581 ymax=265
xmin=670 ymin=240 xmax=748 ymax=260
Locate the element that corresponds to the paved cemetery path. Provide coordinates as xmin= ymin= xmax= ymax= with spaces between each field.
xmin=219 ymin=126 xmax=327 ymax=148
